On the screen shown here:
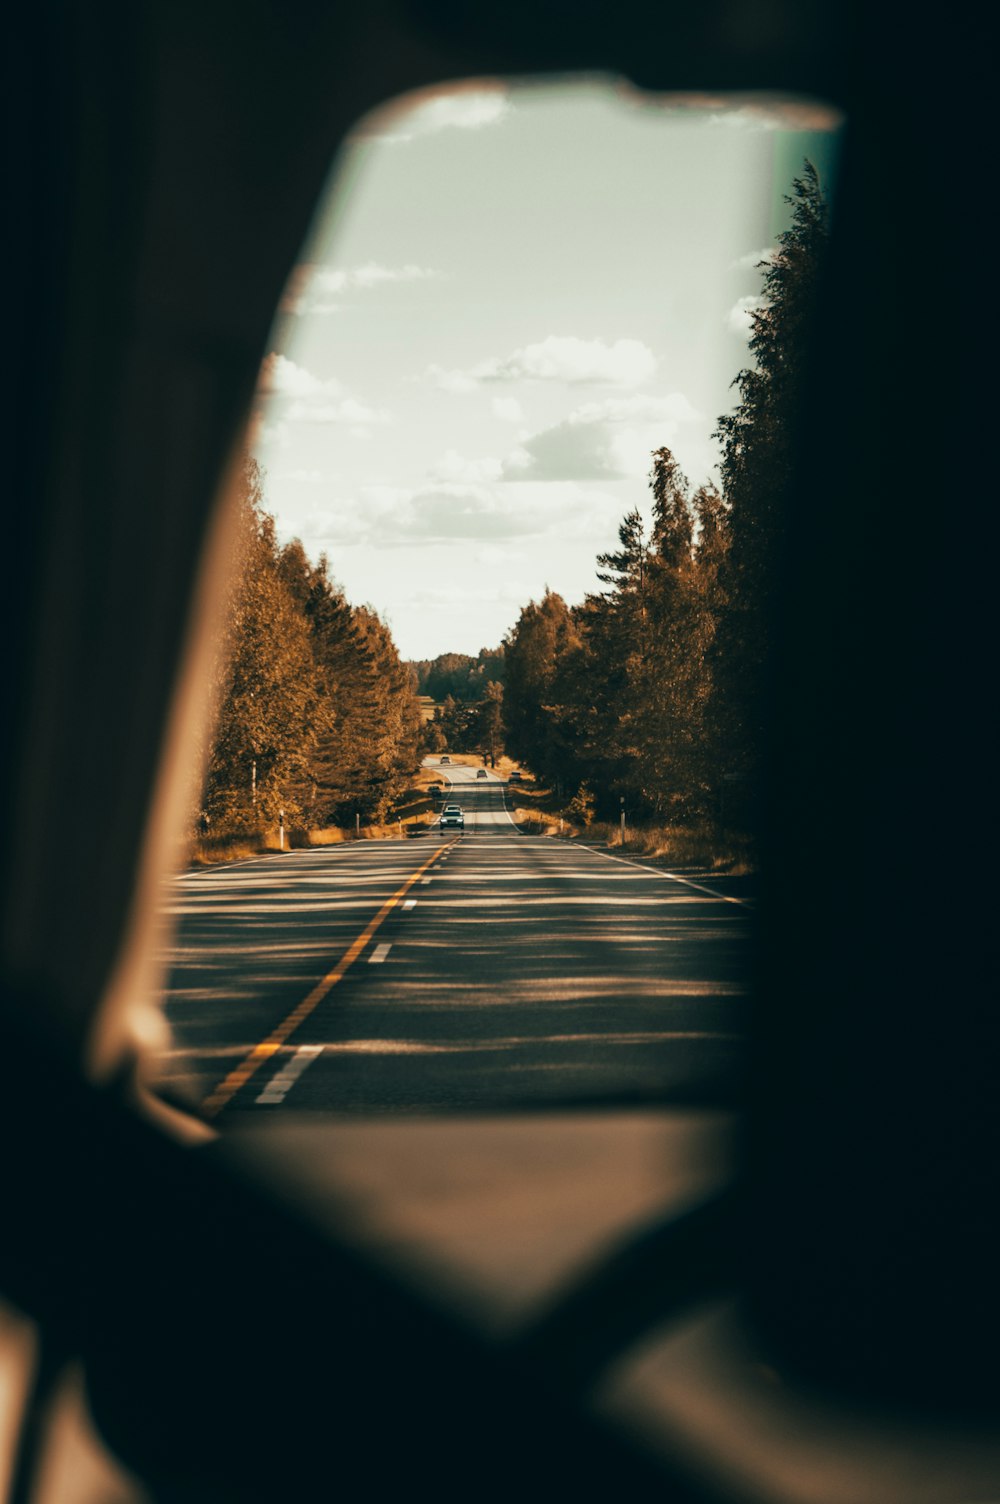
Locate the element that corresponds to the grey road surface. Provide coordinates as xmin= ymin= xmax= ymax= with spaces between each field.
xmin=156 ymin=761 xmax=749 ymax=1117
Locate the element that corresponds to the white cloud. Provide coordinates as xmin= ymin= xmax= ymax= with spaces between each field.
xmin=501 ymin=393 xmax=702 ymax=482
xmin=483 ymin=335 xmax=658 ymax=386
xmin=428 ymin=449 xmax=503 ymax=484
xmin=285 ymin=397 xmax=388 ymax=427
xmin=255 ymin=419 xmax=289 ymax=451
xmin=425 ymin=363 xmax=480 ymax=394
xmin=360 ymin=86 xmax=512 ymax=145
xmin=727 ymin=295 xmax=769 ymax=336
xmin=733 ymin=246 xmax=776 ymax=270
xmin=258 ymin=353 xmax=341 ymax=398
xmin=492 ymin=396 xmax=525 ymax=423
xmin=425 ymin=335 xmax=658 ymax=392
xmin=279 ymin=468 xmax=325 ymax=483
xmin=256 ymin=354 xmax=388 ymax=431
xmin=281 ymin=262 xmax=440 ymax=316
xmin=297 ymin=478 xmax=621 ymax=549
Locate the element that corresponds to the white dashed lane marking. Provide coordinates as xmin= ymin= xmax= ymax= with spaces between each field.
xmin=255 ymin=1045 xmax=323 ymax=1105
xmin=369 ymin=943 xmax=392 ymax=964
xmin=403 ymin=899 xmax=417 ymax=910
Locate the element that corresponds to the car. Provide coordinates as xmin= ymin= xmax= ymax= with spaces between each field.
xmin=439 ymin=805 xmax=464 ymax=829
xmin=508 ymin=771 xmax=522 ymax=784
xmin=440 ymin=755 xmax=450 ymax=764
xmin=476 ymin=768 xmax=487 ymax=778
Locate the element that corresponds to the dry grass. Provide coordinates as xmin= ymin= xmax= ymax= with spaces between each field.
xmin=190 ymin=813 xmax=429 ymax=866
xmin=585 ymin=820 xmax=755 ymax=873
xmin=188 ymin=836 xmax=269 ymax=866
xmin=515 ymin=807 xmax=585 ymax=840
xmin=305 ymin=826 xmax=350 ymax=846
xmin=508 ymin=778 xmax=754 ymax=873
xmin=189 ymin=762 xmax=752 ymax=873
xmin=309 ymin=818 xmax=429 ymax=843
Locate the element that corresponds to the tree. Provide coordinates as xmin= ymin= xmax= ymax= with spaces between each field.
xmin=202 ymin=459 xmax=323 ymax=832
xmin=476 ymin=680 xmax=504 ymax=765
xmin=711 ymin=161 xmax=830 ymax=806
xmin=502 ymin=590 xmax=582 ymax=788
xmin=199 ymin=460 xmax=422 ymax=836
xmin=408 ymin=646 xmax=506 ymax=703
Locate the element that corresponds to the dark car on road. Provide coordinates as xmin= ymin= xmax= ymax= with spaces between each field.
xmin=476 ymin=768 xmax=487 ymax=778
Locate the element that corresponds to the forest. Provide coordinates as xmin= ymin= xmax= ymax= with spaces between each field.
xmin=199 ymin=461 xmax=423 ymax=840
xmin=500 ymin=164 xmax=828 ymax=828
xmin=200 ymin=164 xmax=827 ymax=848
xmin=408 ymin=649 xmax=505 ymax=703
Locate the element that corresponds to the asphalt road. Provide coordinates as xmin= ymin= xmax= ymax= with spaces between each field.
xmin=156 ymin=762 xmax=750 ymax=1118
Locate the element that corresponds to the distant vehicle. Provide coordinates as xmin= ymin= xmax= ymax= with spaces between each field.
xmin=440 ymin=755 xmax=450 ymax=764
xmin=476 ymin=768 xmax=487 ymax=778
xmin=440 ymin=805 xmax=464 ymax=829
xmin=508 ymin=771 xmax=522 ymax=783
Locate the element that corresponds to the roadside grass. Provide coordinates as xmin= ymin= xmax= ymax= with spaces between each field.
xmin=188 ymin=835 xmax=273 ymax=866
xmin=190 ymin=814 xmax=432 ymax=865
xmin=509 ymin=781 xmax=754 ymax=874
xmin=309 ymin=819 xmax=420 ymax=843
xmin=586 ymin=820 xmax=755 ymax=874
xmin=187 ymin=761 xmax=756 ymax=870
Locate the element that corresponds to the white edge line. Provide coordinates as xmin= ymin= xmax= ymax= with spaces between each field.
xmin=574 ymin=842 xmax=748 ymax=906
xmin=429 ymin=752 xmax=743 ymax=900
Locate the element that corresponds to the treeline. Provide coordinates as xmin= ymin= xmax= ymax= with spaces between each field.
xmin=503 ymin=165 xmax=829 ymax=827
xmin=201 ymin=460 xmax=423 ymax=835
xmin=425 ymin=681 xmax=505 ymax=762
xmin=407 ymin=648 xmax=505 ymax=703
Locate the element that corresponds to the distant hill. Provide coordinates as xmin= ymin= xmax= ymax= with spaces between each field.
xmin=407 ymin=647 xmax=504 ymax=703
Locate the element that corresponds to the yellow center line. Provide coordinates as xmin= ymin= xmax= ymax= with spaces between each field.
xmin=201 ymin=839 xmax=459 ymax=1116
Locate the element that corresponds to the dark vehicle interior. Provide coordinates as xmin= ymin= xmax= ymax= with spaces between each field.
xmin=4 ymin=2 xmax=997 ymax=1500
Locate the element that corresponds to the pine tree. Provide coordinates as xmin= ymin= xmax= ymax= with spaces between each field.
xmin=711 ymin=161 xmax=830 ymax=808
xmin=202 ymin=460 xmax=321 ymax=832
xmin=199 ymin=460 xmax=422 ymax=837
xmin=502 ymin=590 xmax=582 ymax=789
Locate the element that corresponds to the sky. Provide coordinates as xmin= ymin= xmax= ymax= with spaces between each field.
xmin=251 ymin=79 xmax=841 ymax=661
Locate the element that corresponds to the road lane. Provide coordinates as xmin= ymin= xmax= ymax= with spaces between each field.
xmin=157 ymin=769 xmax=749 ymax=1116
xmin=157 ymin=840 xmax=455 ymax=1107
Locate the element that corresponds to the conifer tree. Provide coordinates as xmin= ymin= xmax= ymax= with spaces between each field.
xmin=711 ymin=161 xmax=830 ymax=806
